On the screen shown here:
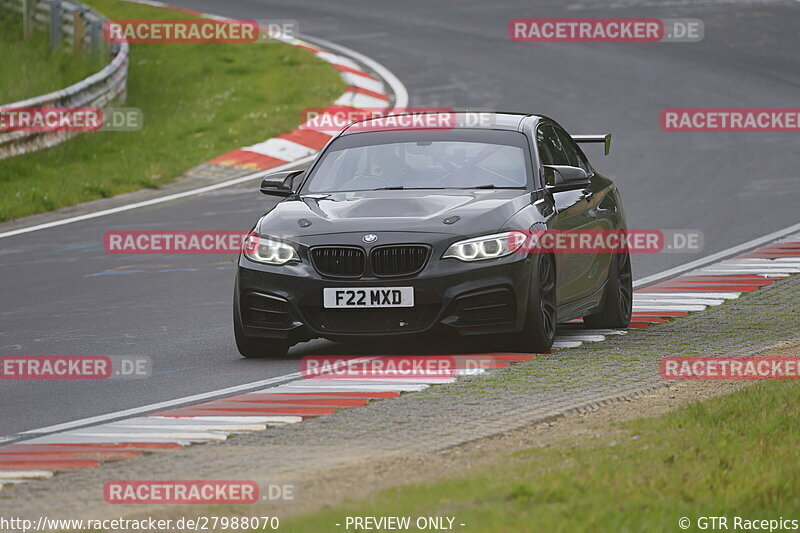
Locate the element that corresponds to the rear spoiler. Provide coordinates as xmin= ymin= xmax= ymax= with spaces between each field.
xmin=572 ymin=134 xmax=612 ymax=156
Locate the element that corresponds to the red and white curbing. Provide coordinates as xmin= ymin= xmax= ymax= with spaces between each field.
xmin=203 ymin=22 xmax=392 ymax=171
xmin=4 ymin=233 xmax=800 ymax=487
xmin=627 ymin=233 xmax=800 ymax=328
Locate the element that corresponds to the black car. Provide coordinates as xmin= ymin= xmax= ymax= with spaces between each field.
xmin=234 ymin=112 xmax=632 ymax=358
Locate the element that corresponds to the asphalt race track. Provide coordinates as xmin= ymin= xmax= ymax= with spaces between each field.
xmin=2 ymin=0 xmax=799 ymax=437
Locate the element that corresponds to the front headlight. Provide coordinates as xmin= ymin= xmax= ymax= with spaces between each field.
xmin=242 ymin=232 xmax=299 ymax=265
xmin=443 ymin=231 xmax=527 ymax=262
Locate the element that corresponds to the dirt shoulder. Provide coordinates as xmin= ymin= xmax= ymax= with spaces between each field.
xmin=264 ymin=375 xmax=759 ymax=520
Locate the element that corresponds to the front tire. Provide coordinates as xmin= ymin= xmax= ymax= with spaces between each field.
xmin=509 ymin=253 xmax=557 ymax=353
xmin=583 ymin=251 xmax=632 ymax=329
xmin=233 ymin=299 xmax=289 ymax=358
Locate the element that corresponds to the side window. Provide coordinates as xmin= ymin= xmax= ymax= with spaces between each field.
xmin=536 ymin=125 xmax=569 ymax=166
xmin=574 ymin=144 xmax=592 ymax=175
xmin=554 ymin=127 xmax=592 ymax=174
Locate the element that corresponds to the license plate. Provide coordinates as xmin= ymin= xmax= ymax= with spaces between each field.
xmin=323 ymin=287 xmax=414 ymax=308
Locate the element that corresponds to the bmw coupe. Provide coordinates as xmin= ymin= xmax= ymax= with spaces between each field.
xmin=234 ymin=112 xmax=632 ymax=358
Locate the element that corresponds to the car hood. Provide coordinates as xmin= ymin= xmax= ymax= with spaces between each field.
xmin=257 ymin=190 xmax=531 ymax=238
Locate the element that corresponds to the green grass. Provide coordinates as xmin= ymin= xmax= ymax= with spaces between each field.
xmin=0 ymin=14 xmax=104 ymax=103
xmin=278 ymin=382 xmax=800 ymax=532
xmin=0 ymin=0 xmax=344 ymax=222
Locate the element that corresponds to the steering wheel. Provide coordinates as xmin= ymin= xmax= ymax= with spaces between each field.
xmin=341 ymin=174 xmax=392 ymax=190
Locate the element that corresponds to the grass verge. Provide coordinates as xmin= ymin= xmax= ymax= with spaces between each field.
xmin=0 ymin=14 xmax=104 ymax=103
xmin=0 ymin=0 xmax=344 ymax=222
xmin=278 ymin=381 xmax=800 ymax=532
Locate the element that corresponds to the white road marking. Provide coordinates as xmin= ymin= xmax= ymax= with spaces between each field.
xmin=0 ymin=479 xmax=30 ymax=487
xmin=552 ymin=340 xmax=584 ymax=349
xmin=151 ymin=416 xmax=302 ymax=424
xmin=580 ymin=329 xmax=628 ymax=335
xmin=716 ymin=260 xmax=800 ymax=268
xmin=341 ymin=72 xmax=385 ymax=93
xmin=698 ymin=268 xmax=800 ymax=275
xmin=719 ymin=257 xmax=800 ymax=263
xmin=634 ymin=292 xmax=741 ymax=300
xmin=293 ymin=377 xmax=454 ymax=386
xmin=25 ymin=428 xmax=223 ymax=446
xmin=633 ymin=297 xmax=725 ymax=306
xmin=335 ymin=91 xmax=390 ymax=108
xmin=241 ymin=138 xmax=317 ymax=161
xmin=722 ymin=259 xmax=800 ymax=264
xmin=555 ymin=334 xmax=607 ymax=342
xmin=632 ymin=304 xmax=708 ymax=312
xmin=61 ymin=428 xmax=229 ymax=440
xmin=455 ymin=368 xmax=486 ymax=376
xmin=106 ymin=418 xmax=268 ymax=432
xmin=685 ymin=271 xmax=789 ymax=278
xmin=557 ymin=328 xmax=626 ymax=336
xmin=275 ymin=383 xmax=429 ymax=392
xmin=0 ymin=471 xmax=52 ymax=480
xmin=22 ymin=434 xmax=201 ymax=445
xmin=314 ymin=51 xmax=362 ymax=70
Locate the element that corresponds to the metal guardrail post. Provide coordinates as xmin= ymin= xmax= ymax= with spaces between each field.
xmin=72 ymin=6 xmax=84 ymax=54
xmin=50 ymin=0 xmax=62 ymax=50
xmin=23 ymin=0 xmax=35 ymax=37
xmin=89 ymin=16 xmax=101 ymax=56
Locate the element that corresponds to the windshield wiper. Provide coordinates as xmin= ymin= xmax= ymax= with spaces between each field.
xmin=370 ymin=186 xmax=451 ymax=190
xmin=369 ymin=186 xmax=516 ymax=191
xmin=459 ymin=184 xmax=525 ymax=189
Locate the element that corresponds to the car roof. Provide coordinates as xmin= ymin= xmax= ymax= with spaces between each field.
xmin=338 ymin=111 xmax=546 ymax=135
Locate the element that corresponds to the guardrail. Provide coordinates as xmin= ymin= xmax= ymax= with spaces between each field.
xmin=0 ymin=0 xmax=129 ymax=160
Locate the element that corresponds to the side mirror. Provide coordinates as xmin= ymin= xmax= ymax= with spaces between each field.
xmin=543 ymin=165 xmax=590 ymax=190
xmin=260 ymin=170 xmax=304 ymax=197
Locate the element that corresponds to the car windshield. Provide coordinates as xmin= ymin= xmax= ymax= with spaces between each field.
xmin=301 ymin=130 xmax=531 ymax=193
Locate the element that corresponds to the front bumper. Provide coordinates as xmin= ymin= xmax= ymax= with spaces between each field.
xmin=235 ymin=242 xmax=534 ymax=343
